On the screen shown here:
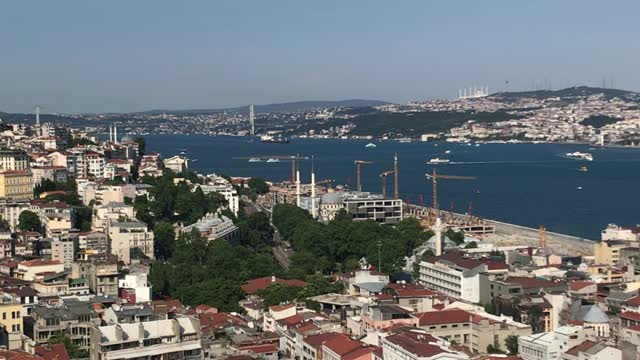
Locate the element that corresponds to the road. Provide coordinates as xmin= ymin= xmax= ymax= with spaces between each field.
xmin=272 ymin=229 xmax=292 ymax=271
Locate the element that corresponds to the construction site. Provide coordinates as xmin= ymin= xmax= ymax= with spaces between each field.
xmin=254 ymin=153 xmax=594 ymax=256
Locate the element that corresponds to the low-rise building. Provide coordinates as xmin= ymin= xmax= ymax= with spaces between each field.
xmin=518 ymin=326 xmax=587 ymax=360
xmin=118 ymin=272 xmax=152 ymax=303
xmin=163 ymin=155 xmax=189 ymax=173
xmin=0 ymin=293 xmax=25 ymax=350
xmin=26 ymin=302 xmax=100 ymax=349
xmin=90 ymin=317 xmax=203 ymax=360
xmin=382 ymin=329 xmax=469 ymax=360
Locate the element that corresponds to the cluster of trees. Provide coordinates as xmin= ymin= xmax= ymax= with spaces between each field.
xmin=134 ymin=171 xmax=228 ymax=228
xmin=34 ymin=178 xmax=77 ymax=198
xmin=149 ymin=230 xmax=282 ymax=312
xmin=256 ymin=274 xmax=344 ymax=309
xmin=49 ymin=331 xmax=88 ymax=358
xmin=272 ymin=204 xmax=433 ymax=276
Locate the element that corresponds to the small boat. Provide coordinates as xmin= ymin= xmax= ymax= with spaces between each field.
xmin=266 ymin=158 xmax=280 ymax=163
xmin=576 ymin=186 xmax=583 ymax=190
xmin=566 ymin=152 xmax=593 ymax=161
xmin=427 ymin=158 xmax=450 ymax=164
xmin=578 ymin=166 xmax=588 ymax=172
xmin=365 ymin=143 xmax=377 ymax=148
xmin=444 ymin=150 xmax=452 ymax=154
xmin=248 ymin=158 xmax=262 ymax=163
xmin=475 ymin=143 xmax=480 ymax=147
xmin=180 ymin=151 xmax=186 ymax=155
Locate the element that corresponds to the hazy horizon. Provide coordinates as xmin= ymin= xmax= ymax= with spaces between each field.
xmin=2 ymin=1 xmax=638 ymax=113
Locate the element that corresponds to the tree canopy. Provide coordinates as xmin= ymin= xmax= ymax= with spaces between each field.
xmin=18 ymin=211 xmax=43 ymax=233
xmin=272 ymin=204 xmax=433 ymax=275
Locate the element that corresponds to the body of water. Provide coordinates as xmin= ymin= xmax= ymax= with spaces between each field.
xmin=145 ymin=135 xmax=640 ymax=240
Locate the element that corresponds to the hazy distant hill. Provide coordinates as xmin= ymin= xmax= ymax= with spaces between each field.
xmin=142 ymin=99 xmax=390 ymax=115
xmin=490 ymin=86 xmax=640 ymax=102
xmin=0 ymin=111 xmax=82 ymax=125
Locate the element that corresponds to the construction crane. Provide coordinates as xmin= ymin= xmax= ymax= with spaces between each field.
xmin=380 ymin=170 xmax=395 ymax=198
xmin=354 ymin=160 xmax=373 ymax=192
xmin=539 ymin=225 xmax=547 ymax=249
xmin=425 ymin=169 xmax=476 ymax=214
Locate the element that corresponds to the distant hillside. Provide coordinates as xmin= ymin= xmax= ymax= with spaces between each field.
xmin=490 ymin=86 xmax=640 ymax=102
xmin=142 ymin=99 xmax=390 ymax=115
xmin=0 ymin=111 xmax=82 ymax=126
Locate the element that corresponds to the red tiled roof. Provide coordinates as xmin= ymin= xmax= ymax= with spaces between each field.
xmin=564 ymin=340 xmax=597 ymax=356
xmin=569 ymin=281 xmax=595 ymax=292
xmin=621 ymin=311 xmax=640 ymax=322
xmin=19 ymin=259 xmax=61 ymax=267
xmin=343 ymin=346 xmax=375 ymax=360
xmin=303 ymin=332 xmax=344 ymax=350
xmin=625 ymin=296 xmax=640 ymax=307
xmin=269 ymin=303 xmax=295 ymax=312
xmin=241 ymin=276 xmax=307 ymax=294
xmin=432 ymin=252 xmax=509 ymax=271
xmin=276 ymin=314 xmax=305 ymax=328
xmin=626 ymin=325 xmax=640 ymax=332
xmin=241 ymin=344 xmax=278 ymax=354
xmin=293 ymin=321 xmax=320 ymax=335
xmin=417 ymin=309 xmax=472 ymax=326
xmin=34 ymin=343 xmax=70 ymax=360
xmin=387 ymin=283 xmax=440 ymax=298
xmin=384 ymin=331 xmax=451 ymax=358
xmin=323 ymin=334 xmax=363 ymax=356
xmin=200 ymin=312 xmax=247 ymax=329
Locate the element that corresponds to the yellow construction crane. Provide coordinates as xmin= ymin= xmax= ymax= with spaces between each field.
xmin=425 ymin=169 xmax=476 ymax=214
xmin=354 ymin=160 xmax=373 ymax=192
xmin=539 ymin=225 xmax=547 ymax=249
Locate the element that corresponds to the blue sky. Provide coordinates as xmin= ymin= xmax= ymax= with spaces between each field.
xmin=0 ymin=1 xmax=637 ymax=113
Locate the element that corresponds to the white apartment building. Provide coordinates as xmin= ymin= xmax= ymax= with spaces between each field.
xmin=118 ymin=272 xmax=152 ymax=303
xmin=90 ymin=317 xmax=203 ymax=360
xmin=419 ymin=254 xmax=508 ymax=302
xmin=51 ymin=237 xmax=77 ymax=268
xmin=92 ymin=202 xmax=136 ymax=231
xmin=0 ymin=149 xmax=30 ymax=171
xmin=108 ymin=220 xmax=154 ymax=264
xmin=198 ymin=175 xmax=239 ymax=215
xmin=0 ymin=199 xmax=31 ymax=231
xmin=519 ymin=326 xmax=587 ymax=360
xmin=382 ymin=329 xmax=469 ymax=360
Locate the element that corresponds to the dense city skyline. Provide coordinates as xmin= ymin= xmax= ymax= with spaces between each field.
xmin=2 ymin=1 xmax=639 ymax=113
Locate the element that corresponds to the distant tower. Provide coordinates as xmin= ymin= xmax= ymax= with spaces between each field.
xmin=249 ymin=104 xmax=255 ymax=136
xmin=109 ymin=125 xmax=113 ymax=143
xmin=114 ymin=125 xmax=118 ymax=144
xmin=34 ymin=106 xmax=40 ymax=126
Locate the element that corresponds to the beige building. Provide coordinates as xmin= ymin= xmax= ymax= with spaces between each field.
xmin=594 ymin=240 xmax=631 ymax=265
xmin=0 ymin=293 xmax=25 ymax=350
xmin=108 ymin=220 xmax=154 ymax=264
xmin=0 ymin=149 xmax=30 ymax=171
xmin=0 ymin=170 xmax=33 ymax=200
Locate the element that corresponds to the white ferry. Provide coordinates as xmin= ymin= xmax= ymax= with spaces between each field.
xmin=365 ymin=143 xmax=377 ymax=148
xmin=248 ymin=158 xmax=262 ymax=162
xmin=266 ymin=158 xmax=280 ymax=163
xmin=427 ymin=158 xmax=450 ymax=164
xmin=566 ymin=152 xmax=593 ymax=161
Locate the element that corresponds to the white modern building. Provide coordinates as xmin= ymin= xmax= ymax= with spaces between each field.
xmin=519 ymin=326 xmax=587 ymax=360
xmin=197 ymin=175 xmax=240 ymax=215
xmin=118 ymin=272 xmax=152 ymax=303
xmin=108 ymin=220 xmax=154 ymax=264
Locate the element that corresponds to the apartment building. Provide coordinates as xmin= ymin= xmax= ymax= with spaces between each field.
xmin=26 ymin=302 xmax=100 ymax=349
xmin=108 ymin=220 xmax=154 ymax=264
xmin=518 ymin=326 xmax=587 ymax=360
xmin=0 ymin=293 xmax=25 ymax=350
xmin=90 ymin=317 xmax=203 ymax=360
xmin=0 ymin=149 xmax=30 ymax=171
xmin=77 ymin=231 xmax=109 ymax=260
xmin=0 ymin=170 xmax=33 ymax=200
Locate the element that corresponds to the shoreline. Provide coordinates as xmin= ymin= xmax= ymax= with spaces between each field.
xmin=483 ymin=219 xmax=594 ymax=256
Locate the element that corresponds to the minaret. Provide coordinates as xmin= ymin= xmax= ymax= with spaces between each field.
xmin=393 ymin=153 xmax=399 ymax=199
xmin=435 ymin=217 xmax=443 ymax=256
xmin=296 ymin=167 xmax=301 ymax=207
xmin=249 ymin=104 xmax=255 ymax=136
xmin=109 ymin=125 xmax=113 ymax=143
xmin=35 ymin=106 xmax=40 ymax=126
xmin=311 ymin=157 xmax=317 ymax=218
xmin=114 ymin=125 xmax=118 ymax=144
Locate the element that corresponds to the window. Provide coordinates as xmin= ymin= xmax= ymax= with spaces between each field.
xmin=2 ymin=313 xmax=5 ymax=320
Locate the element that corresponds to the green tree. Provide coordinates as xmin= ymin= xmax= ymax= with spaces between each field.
xmin=487 ymin=344 xmax=505 ymax=354
xmin=445 ymin=229 xmax=465 ymax=245
xmin=247 ymin=177 xmax=270 ymax=194
xmin=133 ymin=136 xmax=146 ymax=155
xmin=465 ymin=241 xmax=478 ymax=249
xmin=505 ymin=335 xmax=519 ymax=355
xmin=18 ymin=211 xmax=43 ymax=233
xmin=48 ymin=331 xmax=88 ymax=358
xmin=257 ymin=283 xmax=299 ymax=308
xmin=527 ymin=306 xmax=545 ymax=333
xmin=0 ymin=217 xmax=10 ymax=232
xmin=154 ymin=221 xmax=176 ymax=260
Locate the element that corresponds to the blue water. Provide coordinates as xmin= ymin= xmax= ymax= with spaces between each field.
xmin=146 ymin=135 xmax=640 ymax=240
